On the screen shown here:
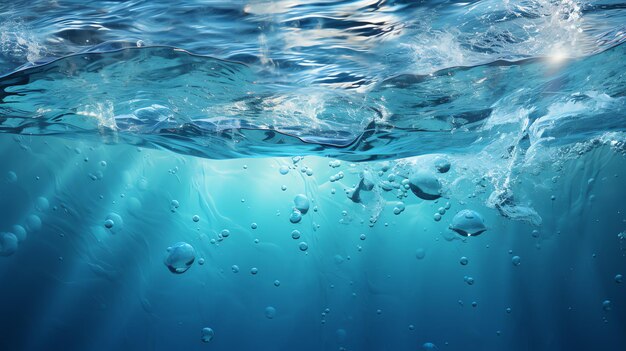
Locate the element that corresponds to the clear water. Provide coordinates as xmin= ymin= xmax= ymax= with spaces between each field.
xmin=0 ymin=1 xmax=625 ymax=350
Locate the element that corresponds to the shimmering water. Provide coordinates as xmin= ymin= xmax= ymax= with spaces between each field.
xmin=0 ymin=1 xmax=625 ymax=350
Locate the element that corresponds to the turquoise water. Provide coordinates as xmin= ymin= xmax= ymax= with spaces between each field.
xmin=0 ymin=1 xmax=625 ymax=350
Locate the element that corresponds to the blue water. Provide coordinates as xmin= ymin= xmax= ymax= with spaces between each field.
xmin=0 ymin=1 xmax=625 ymax=350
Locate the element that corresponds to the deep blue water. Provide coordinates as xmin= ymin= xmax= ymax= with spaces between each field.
xmin=0 ymin=1 xmax=625 ymax=350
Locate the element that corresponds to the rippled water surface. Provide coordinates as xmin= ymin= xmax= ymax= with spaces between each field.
xmin=0 ymin=1 xmax=625 ymax=350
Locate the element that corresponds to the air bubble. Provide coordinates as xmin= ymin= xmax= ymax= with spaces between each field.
xmin=170 ymin=200 xmax=180 ymax=212
xmin=459 ymin=256 xmax=468 ymax=265
xmin=12 ymin=225 xmax=26 ymax=242
xmin=615 ymin=274 xmax=623 ymax=283
xmin=0 ymin=232 xmax=18 ymax=257
xmin=409 ymin=171 xmax=442 ymax=200
xmin=602 ymin=300 xmax=612 ymax=311
xmin=450 ymin=209 xmax=486 ymax=237
xmin=25 ymin=214 xmax=42 ymax=232
xmin=434 ymin=156 xmax=451 ymax=173
xmin=293 ymin=194 xmax=310 ymax=214
xmin=221 ymin=229 xmax=230 ymax=238
xmin=415 ymin=248 xmax=426 ymax=260
xmin=163 ymin=242 xmax=196 ymax=274
xmin=201 ymin=327 xmax=214 ymax=343
xmin=6 ymin=171 xmax=17 ymax=183
xmin=265 ymin=306 xmax=276 ymax=319
xmin=104 ymin=213 xmax=123 ymax=233
xmin=192 ymin=215 xmax=200 ymax=222
xmin=299 ymin=242 xmax=309 ymax=251
xmin=35 ymin=196 xmax=49 ymax=212
xmin=422 ymin=342 xmax=438 ymax=350
xmin=291 ymin=230 xmax=301 ymax=240
xmin=289 ymin=210 xmax=302 ymax=223
xmin=512 ymin=256 xmax=521 ymax=266
xmin=279 ymin=165 xmax=289 ymax=175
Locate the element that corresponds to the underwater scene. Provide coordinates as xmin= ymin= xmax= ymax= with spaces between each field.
xmin=0 ymin=0 xmax=625 ymax=350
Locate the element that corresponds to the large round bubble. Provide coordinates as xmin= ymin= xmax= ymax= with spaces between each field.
xmin=450 ymin=209 xmax=487 ymax=237
xmin=0 ymin=232 xmax=18 ymax=257
xmin=409 ymin=172 xmax=442 ymax=200
xmin=293 ymin=194 xmax=310 ymax=214
xmin=164 ymin=242 xmax=196 ymax=274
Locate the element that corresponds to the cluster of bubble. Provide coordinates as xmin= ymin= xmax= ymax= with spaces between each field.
xmin=289 ymin=194 xmax=310 ymax=224
xmin=329 ymin=171 xmax=345 ymax=182
xmin=433 ymin=202 xmax=451 ymax=222
xmin=0 ymin=185 xmax=46 ymax=257
xmin=328 ymin=160 xmax=341 ymax=168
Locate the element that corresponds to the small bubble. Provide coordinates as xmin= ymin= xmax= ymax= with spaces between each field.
xmin=251 ymin=223 xmax=258 ymax=229
xmin=422 ymin=342 xmax=438 ymax=350
xmin=250 ymin=267 xmax=258 ymax=275
xmin=602 ymin=300 xmax=612 ymax=311
xmin=360 ymin=234 xmax=366 ymax=240
xmin=104 ymin=219 xmax=114 ymax=229
xmin=201 ymin=327 xmax=214 ymax=343
xmin=472 ymin=301 xmax=478 ymax=307
xmin=415 ymin=248 xmax=426 ymax=260
xmin=464 ymin=276 xmax=475 ymax=285
xmin=265 ymin=306 xmax=276 ymax=319
xmin=615 ymin=274 xmax=623 ymax=283
xmin=512 ymin=256 xmax=521 ymax=266
xmin=450 ymin=209 xmax=486 ymax=237
xmin=506 ymin=307 xmax=512 ymax=314
xmin=459 ymin=256 xmax=469 ymax=265
xmin=279 ymin=165 xmax=289 ymax=175
xmin=221 ymin=229 xmax=230 ymax=238
xmin=433 ymin=213 xmax=442 ymax=221
xmin=192 ymin=215 xmax=200 ymax=222
xmin=198 ymin=258 xmax=205 ymax=265
xmin=231 ymin=265 xmax=240 ymax=273
xmin=289 ymin=209 xmax=302 ymax=223
xmin=291 ymin=230 xmax=301 ymax=240
xmin=170 ymin=200 xmax=180 ymax=212
xmin=273 ymin=280 xmax=281 ymax=287
xmin=298 ymin=242 xmax=309 ymax=251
